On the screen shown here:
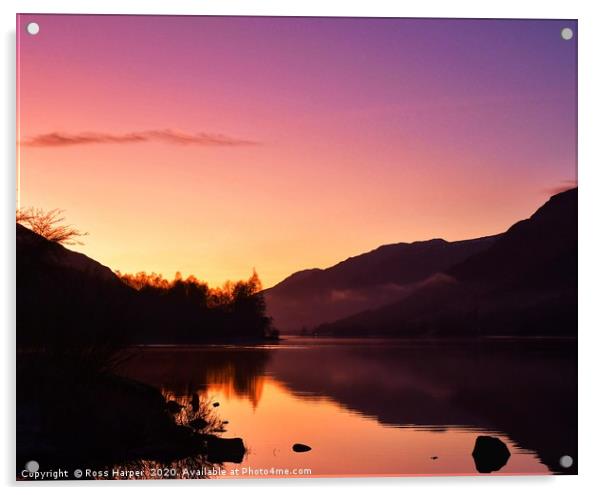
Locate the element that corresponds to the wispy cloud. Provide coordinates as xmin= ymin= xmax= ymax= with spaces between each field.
xmin=543 ymin=179 xmax=577 ymax=196
xmin=21 ymin=129 xmax=259 ymax=148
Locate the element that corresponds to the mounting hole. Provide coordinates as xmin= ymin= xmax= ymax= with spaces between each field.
xmin=26 ymin=22 xmax=40 ymax=36
xmin=560 ymin=27 xmax=573 ymax=41
xmin=25 ymin=460 xmax=39 ymax=473
xmin=559 ymin=455 xmax=573 ymax=468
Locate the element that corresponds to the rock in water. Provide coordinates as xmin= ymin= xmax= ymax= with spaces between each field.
xmin=206 ymin=437 xmax=245 ymax=463
xmin=471 ymin=435 xmax=511 ymax=473
xmin=292 ymin=443 xmax=311 ymax=453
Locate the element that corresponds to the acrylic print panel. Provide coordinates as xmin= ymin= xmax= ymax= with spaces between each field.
xmin=16 ymin=14 xmax=577 ymax=480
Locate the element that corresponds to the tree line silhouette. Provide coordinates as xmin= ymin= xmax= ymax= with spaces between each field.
xmin=116 ymin=270 xmax=279 ymax=343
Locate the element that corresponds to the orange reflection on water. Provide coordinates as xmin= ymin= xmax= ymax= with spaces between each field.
xmin=201 ymin=378 xmax=548 ymax=477
xmin=204 ymin=363 xmax=264 ymax=408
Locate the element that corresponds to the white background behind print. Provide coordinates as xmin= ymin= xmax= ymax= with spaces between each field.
xmin=1 ymin=0 xmax=600 ymax=494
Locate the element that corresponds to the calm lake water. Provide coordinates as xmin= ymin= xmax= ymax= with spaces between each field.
xmin=117 ymin=337 xmax=577 ymax=478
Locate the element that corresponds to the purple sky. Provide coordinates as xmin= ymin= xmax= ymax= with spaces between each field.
xmin=18 ymin=16 xmax=577 ymax=286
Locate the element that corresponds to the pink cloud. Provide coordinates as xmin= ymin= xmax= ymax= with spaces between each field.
xmin=21 ymin=129 xmax=259 ymax=147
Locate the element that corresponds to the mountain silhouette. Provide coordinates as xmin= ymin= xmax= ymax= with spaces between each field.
xmin=17 ymin=223 xmax=136 ymax=350
xmin=17 ymin=222 xmax=124 ymax=285
xmin=264 ymin=236 xmax=498 ymax=333
xmin=315 ymin=188 xmax=577 ymax=337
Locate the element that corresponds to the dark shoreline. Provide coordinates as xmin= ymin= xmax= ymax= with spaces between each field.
xmin=17 ymin=362 xmax=246 ymax=481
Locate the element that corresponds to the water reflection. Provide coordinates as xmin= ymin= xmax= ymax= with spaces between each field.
xmin=117 ymin=338 xmax=576 ymax=477
xmin=121 ymin=346 xmax=269 ymax=406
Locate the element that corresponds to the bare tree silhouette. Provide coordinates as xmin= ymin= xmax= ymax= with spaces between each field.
xmin=16 ymin=208 xmax=88 ymax=245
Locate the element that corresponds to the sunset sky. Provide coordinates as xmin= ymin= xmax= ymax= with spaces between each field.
xmin=17 ymin=15 xmax=577 ymax=288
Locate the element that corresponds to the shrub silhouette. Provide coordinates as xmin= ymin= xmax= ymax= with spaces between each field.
xmin=17 ymin=207 xmax=88 ymax=245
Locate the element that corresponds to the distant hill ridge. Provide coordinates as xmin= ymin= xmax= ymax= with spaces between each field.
xmin=274 ymin=235 xmax=500 ymax=290
xmin=315 ymin=188 xmax=577 ymax=337
xmin=264 ymin=233 xmax=499 ymax=333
